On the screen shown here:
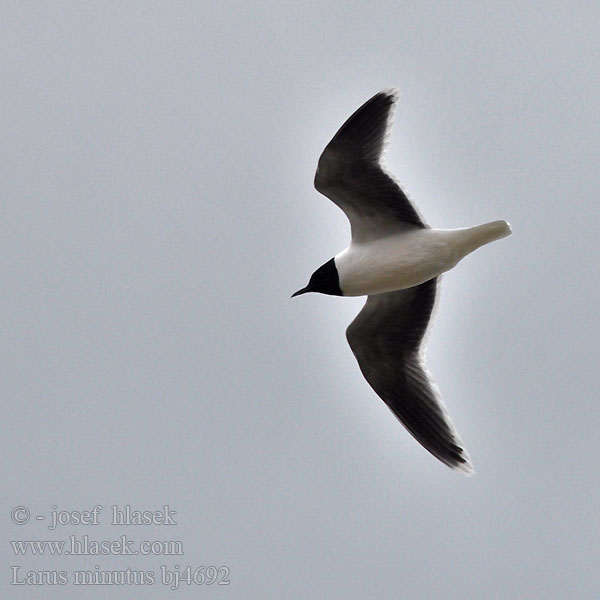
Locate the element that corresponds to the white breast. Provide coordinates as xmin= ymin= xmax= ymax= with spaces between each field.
xmin=335 ymin=230 xmax=451 ymax=296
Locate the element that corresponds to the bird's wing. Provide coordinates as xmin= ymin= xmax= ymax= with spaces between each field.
xmin=345 ymin=278 xmax=473 ymax=473
xmin=314 ymin=90 xmax=427 ymax=243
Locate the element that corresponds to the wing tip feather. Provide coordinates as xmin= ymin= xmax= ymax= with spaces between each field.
xmin=447 ymin=449 xmax=475 ymax=476
xmin=382 ymin=87 xmax=400 ymax=103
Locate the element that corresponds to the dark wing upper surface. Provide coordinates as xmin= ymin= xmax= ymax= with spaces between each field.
xmin=314 ymin=90 xmax=427 ymax=242
xmin=345 ymin=278 xmax=473 ymax=473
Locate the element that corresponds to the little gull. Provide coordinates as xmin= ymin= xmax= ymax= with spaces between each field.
xmin=293 ymin=89 xmax=511 ymax=474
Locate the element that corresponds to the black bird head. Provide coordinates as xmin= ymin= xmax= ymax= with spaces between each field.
xmin=292 ymin=258 xmax=343 ymax=297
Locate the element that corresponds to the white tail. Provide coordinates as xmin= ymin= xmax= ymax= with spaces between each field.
xmin=451 ymin=220 xmax=512 ymax=259
xmin=477 ymin=219 xmax=512 ymax=243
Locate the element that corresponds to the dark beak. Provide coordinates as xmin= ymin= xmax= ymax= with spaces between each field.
xmin=291 ymin=285 xmax=311 ymax=298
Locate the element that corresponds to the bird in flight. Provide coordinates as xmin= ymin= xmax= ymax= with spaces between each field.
xmin=293 ymin=89 xmax=511 ymax=474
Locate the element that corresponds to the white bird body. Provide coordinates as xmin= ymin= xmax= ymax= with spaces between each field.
xmin=336 ymin=220 xmax=511 ymax=296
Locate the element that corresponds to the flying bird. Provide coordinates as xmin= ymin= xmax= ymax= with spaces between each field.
xmin=293 ymin=89 xmax=511 ymax=474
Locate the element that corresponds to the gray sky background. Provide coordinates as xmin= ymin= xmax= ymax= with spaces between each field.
xmin=3 ymin=2 xmax=599 ymax=598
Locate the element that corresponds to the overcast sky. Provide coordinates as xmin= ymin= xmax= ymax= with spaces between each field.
xmin=3 ymin=2 xmax=599 ymax=599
